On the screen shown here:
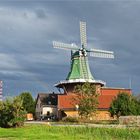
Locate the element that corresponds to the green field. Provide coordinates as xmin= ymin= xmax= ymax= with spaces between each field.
xmin=0 ymin=124 xmax=140 ymax=140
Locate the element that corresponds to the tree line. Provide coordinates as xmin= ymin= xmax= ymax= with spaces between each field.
xmin=0 ymin=83 xmax=140 ymax=128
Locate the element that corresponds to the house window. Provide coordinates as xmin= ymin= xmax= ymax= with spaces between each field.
xmin=47 ymin=111 xmax=50 ymax=116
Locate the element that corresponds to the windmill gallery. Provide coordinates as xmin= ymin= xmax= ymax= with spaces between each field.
xmin=35 ymin=21 xmax=131 ymax=120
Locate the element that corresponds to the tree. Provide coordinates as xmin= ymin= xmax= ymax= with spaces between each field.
xmin=132 ymin=96 xmax=140 ymax=115
xmin=0 ymin=96 xmax=26 ymax=128
xmin=74 ymin=82 xmax=98 ymax=118
xmin=109 ymin=92 xmax=140 ymax=118
xmin=19 ymin=92 xmax=35 ymax=115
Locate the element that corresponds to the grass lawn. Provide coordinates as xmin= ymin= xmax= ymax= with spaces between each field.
xmin=0 ymin=124 xmax=140 ymax=140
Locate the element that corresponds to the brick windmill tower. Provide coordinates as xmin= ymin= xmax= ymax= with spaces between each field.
xmin=53 ymin=21 xmax=114 ymax=94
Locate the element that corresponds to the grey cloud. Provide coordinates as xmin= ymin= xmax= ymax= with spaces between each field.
xmin=35 ymin=9 xmax=47 ymax=19
xmin=0 ymin=1 xmax=140 ymax=96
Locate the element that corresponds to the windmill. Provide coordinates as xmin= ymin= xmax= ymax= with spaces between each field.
xmin=53 ymin=21 xmax=114 ymax=93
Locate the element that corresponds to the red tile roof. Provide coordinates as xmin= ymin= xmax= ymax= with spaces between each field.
xmin=101 ymin=88 xmax=131 ymax=96
xmin=58 ymin=94 xmax=76 ymax=109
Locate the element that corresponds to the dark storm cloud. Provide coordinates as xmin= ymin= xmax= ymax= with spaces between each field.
xmin=35 ymin=9 xmax=47 ymax=19
xmin=0 ymin=1 xmax=140 ymax=97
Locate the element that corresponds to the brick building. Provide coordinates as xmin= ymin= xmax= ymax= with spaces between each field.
xmin=35 ymin=87 xmax=131 ymax=120
xmin=56 ymin=87 xmax=131 ymax=120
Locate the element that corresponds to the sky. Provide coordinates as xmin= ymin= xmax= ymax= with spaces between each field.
xmin=0 ymin=0 xmax=140 ymax=98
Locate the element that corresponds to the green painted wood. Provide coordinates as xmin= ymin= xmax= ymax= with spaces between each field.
xmin=66 ymin=51 xmax=94 ymax=80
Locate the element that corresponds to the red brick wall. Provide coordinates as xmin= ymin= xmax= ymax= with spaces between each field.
xmin=58 ymin=88 xmax=132 ymax=109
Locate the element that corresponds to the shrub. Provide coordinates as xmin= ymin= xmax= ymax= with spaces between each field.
xmin=109 ymin=93 xmax=140 ymax=118
xmin=62 ymin=116 xmax=79 ymax=123
xmin=0 ymin=96 xmax=26 ymax=128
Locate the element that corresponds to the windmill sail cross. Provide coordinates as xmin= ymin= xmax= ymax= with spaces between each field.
xmin=53 ymin=21 xmax=114 ymax=88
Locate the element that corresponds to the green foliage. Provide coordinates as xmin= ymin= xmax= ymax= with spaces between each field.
xmin=62 ymin=116 xmax=79 ymax=123
xmin=0 ymin=96 xmax=26 ymax=128
xmin=133 ymin=96 xmax=140 ymax=114
xmin=74 ymin=82 xmax=98 ymax=118
xmin=109 ymin=92 xmax=140 ymax=118
xmin=19 ymin=92 xmax=35 ymax=114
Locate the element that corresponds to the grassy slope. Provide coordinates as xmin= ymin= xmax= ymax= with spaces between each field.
xmin=0 ymin=124 xmax=140 ymax=140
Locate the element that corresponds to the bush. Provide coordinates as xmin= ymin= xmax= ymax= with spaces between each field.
xmin=109 ymin=93 xmax=140 ymax=118
xmin=62 ymin=116 xmax=79 ymax=123
xmin=0 ymin=96 xmax=26 ymax=128
xmin=77 ymin=119 xmax=118 ymax=124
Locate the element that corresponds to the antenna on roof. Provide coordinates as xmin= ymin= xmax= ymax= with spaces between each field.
xmin=129 ymin=76 xmax=132 ymax=89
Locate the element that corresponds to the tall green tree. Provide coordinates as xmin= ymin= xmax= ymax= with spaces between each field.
xmin=74 ymin=82 xmax=98 ymax=118
xmin=19 ymin=92 xmax=35 ymax=115
xmin=0 ymin=96 xmax=26 ymax=128
xmin=109 ymin=92 xmax=140 ymax=118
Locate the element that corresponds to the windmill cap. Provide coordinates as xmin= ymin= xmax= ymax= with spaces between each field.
xmin=54 ymin=79 xmax=106 ymax=88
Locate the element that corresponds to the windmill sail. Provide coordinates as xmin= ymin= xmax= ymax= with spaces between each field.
xmin=90 ymin=49 xmax=114 ymax=59
xmin=80 ymin=21 xmax=87 ymax=48
xmin=53 ymin=41 xmax=79 ymax=51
